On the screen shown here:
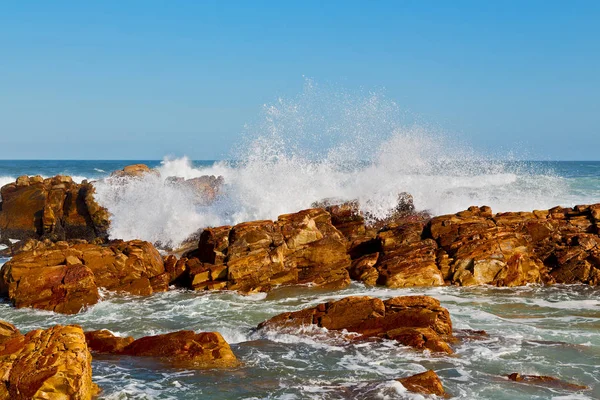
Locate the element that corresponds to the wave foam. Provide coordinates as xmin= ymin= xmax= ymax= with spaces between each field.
xmin=92 ymin=81 xmax=586 ymax=247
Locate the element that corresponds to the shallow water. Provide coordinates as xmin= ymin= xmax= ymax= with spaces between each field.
xmin=1 ymin=280 xmax=598 ymax=399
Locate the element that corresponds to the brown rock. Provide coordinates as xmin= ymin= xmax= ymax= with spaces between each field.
xmin=0 ymin=240 xmax=166 ymax=313
xmin=85 ymin=330 xmax=134 ymax=353
xmin=398 ymin=370 xmax=446 ymax=397
xmin=258 ymin=295 xmax=453 ymax=353
xmin=376 ymin=239 xmax=444 ymax=287
xmin=110 ymin=163 xmax=156 ymax=178
xmin=120 ymin=331 xmax=239 ymax=369
xmin=508 ymin=373 xmax=588 ymax=391
xmin=0 ymin=321 xmax=19 ymax=345
xmin=0 ymin=175 xmax=109 ymax=243
xmin=0 ymin=324 xmax=97 ymax=400
xmin=348 ymin=253 xmax=379 ymax=286
xmin=188 ymin=208 xmax=351 ymax=293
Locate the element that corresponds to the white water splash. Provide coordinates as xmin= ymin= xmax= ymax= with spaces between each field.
xmin=92 ymin=81 xmax=585 ymax=248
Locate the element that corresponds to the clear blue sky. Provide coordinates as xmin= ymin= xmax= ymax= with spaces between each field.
xmin=1 ymin=1 xmax=598 ymax=160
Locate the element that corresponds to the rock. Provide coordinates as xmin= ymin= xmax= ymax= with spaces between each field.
xmin=348 ymin=253 xmax=379 ymax=286
xmin=398 ymin=370 xmax=446 ymax=397
xmin=1 ymin=240 xmax=166 ymax=313
xmin=0 ymin=324 xmax=98 ymax=400
xmin=187 ymin=208 xmax=351 ymax=293
xmin=376 ymin=239 xmax=444 ymax=287
xmin=85 ymin=330 xmax=134 ymax=353
xmin=110 ymin=163 xmax=156 ymax=178
xmin=0 ymin=321 xmax=19 ymax=345
xmin=120 ymin=331 xmax=240 ymax=369
xmin=507 ymin=373 xmax=588 ymax=391
xmin=182 ymin=175 xmax=224 ymax=204
xmin=0 ymin=175 xmax=109 ymax=242
xmin=258 ymin=295 xmax=453 ymax=353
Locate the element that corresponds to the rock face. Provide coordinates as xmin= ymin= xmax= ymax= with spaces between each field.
xmin=258 ymin=295 xmax=454 ymax=353
xmin=85 ymin=329 xmax=239 ymax=369
xmin=0 ymin=324 xmax=97 ymax=400
xmin=345 ymin=202 xmax=600 ymax=287
xmin=0 ymin=175 xmax=110 ymax=243
xmin=0 ymin=240 xmax=167 ymax=314
xmin=183 ymin=208 xmax=351 ymax=293
xmin=398 ymin=370 xmax=446 ymax=397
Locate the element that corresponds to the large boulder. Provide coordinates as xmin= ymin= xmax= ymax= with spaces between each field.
xmin=185 ymin=208 xmax=351 ymax=293
xmin=85 ymin=330 xmax=239 ymax=369
xmin=0 ymin=240 xmax=167 ymax=314
xmin=258 ymin=295 xmax=454 ymax=353
xmin=0 ymin=175 xmax=110 ymax=243
xmin=0 ymin=324 xmax=98 ymax=400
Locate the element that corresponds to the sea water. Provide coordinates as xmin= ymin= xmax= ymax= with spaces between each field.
xmin=1 ymin=84 xmax=599 ymax=398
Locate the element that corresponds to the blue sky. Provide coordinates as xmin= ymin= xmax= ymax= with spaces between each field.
xmin=1 ymin=1 xmax=598 ymax=160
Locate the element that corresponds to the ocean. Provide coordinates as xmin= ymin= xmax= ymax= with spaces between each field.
xmin=0 ymin=158 xmax=599 ymax=399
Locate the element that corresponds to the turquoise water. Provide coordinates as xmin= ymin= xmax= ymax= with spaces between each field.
xmin=1 ymin=159 xmax=599 ymax=399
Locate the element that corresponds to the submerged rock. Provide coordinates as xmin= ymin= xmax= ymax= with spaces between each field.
xmin=0 ymin=323 xmax=98 ymax=400
xmin=85 ymin=329 xmax=239 ymax=369
xmin=258 ymin=295 xmax=454 ymax=353
xmin=507 ymin=372 xmax=588 ymax=391
xmin=398 ymin=370 xmax=447 ymax=397
xmin=0 ymin=175 xmax=109 ymax=243
xmin=0 ymin=240 xmax=167 ymax=314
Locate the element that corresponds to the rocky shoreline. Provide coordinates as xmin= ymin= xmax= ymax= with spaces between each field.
xmin=0 ymin=168 xmax=596 ymax=398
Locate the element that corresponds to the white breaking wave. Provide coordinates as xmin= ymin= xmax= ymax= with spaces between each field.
xmin=91 ymin=81 xmax=591 ymax=248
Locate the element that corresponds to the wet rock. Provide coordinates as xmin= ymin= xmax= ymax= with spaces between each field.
xmin=507 ymin=373 xmax=588 ymax=391
xmin=188 ymin=208 xmax=351 ymax=293
xmin=398 ymin=370 xmax=446 ymax=397
xmin=258 ymin=295 xmax=453 ymax=353
xmin=0 ymin=324 xmax=98 ymax=400
xmin=0 ymin=321 xmax=19 ymax=345
xmin=120 ymin=331 xmax=240 ymax=369
xmin=376 ymin=239 xmax=444 ymax=287
xmin=85 ymin=330 xmax=134 ymax=353
xmin=0 ymin=175 xmax=109 ymax=242
xmin=0 ymin=240 xmax=166 ymax=313
xmin=348 ymin=253 xmax=379 ymax=286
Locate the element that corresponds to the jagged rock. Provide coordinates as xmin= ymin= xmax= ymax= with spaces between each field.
xmin=0 ymin=175 xmax=109 ymax=242
xmin=398 ymin=370 xmax=446 ymax=396
xmin=0 ymin=324 xmax=98 ymax=400
xmin=0 ymin=240 xmax=166 ymax=314
xmin=0 ymin=321 xmax=19 ymax=345
xmin=507 ymin=373 xmax=588 ymax=391
xmin=376 ymin=239 xmax=444 ymax=287
xmin=85 ymin=330 xmax=134 ymax=353
xmin=186 ymin=208 xmax=351 ymax=293
xmin=258 ymin=295 xmax=453 ymax=353
xmin=120 ymin=331 xmax=240 ymax=369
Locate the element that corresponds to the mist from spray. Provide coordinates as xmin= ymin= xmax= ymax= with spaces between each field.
xmin=94 ymin=81 xmax=574 ymax=248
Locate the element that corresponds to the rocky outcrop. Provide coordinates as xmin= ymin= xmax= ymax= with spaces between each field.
xmin=0 ymin=324 xmax=98 ymax=400
xmin=398 ymin=370 xmax=446 ymax=397
xmin=84 ymin=329 xmax=239 ymax=369
xmin=258 ymin=295 xmax=454 ymax=353
xmin=0 ymin=175 xmax=110 ymax=243
xmin=182 ymin=208 xmax=351 ymax=293
xmin=0 ymin=240 xmax=167 ymax=313
xmin=345 ymin=202 xmax=600 ymax=287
